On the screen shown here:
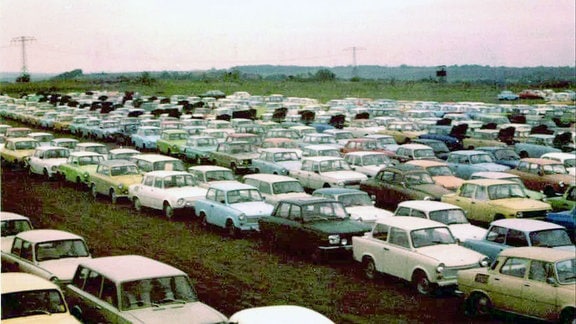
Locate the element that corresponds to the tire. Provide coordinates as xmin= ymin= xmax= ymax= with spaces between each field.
xmin=519 ymin=151 xmax=529 ymax=158
xmin=231 ymin=163 xmax=238 ymax=174
xmin=110 ymin=189 xmax=118 ymax=204
xmin=76 ymin=177 xmax=83 ymax=190
xmin=310 ymin=247 xmax=323 ymax=264
xmin=133 ymin=198 xmax=142 ymax=212
xmin=163 ymin=203 xmax=174 ymax=219
xmin=200 ymin=212 xmax=209 ymax=228
xmin=465 ymin=292 xmax=492 ymax=317
xmin=543 ymin=186 xmax=556 ymax=197
xmin=226 ymin=219 xmax=238 ymax=238
xmin=90 ymin=184 xmax=98 ymax=199
xmin=412 ymin=271 xmax=434 ymax=295
xmin=43 ymin=168 xmax=50 ymax=180
xmin=362 ymin=257 xmax=378 ymax=280
xmin=559 ymin=308 xmax=575 ymax=324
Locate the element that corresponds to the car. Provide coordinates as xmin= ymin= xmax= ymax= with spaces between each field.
xmin=129 ymin=153 xmax=186 ymax=173
xmin=1 ymin=229 xmax=92 ymax=286
xmin=364 ymin=134 xmax=399 ymax=152
xmin=5 ymin=127 xmax=32 ymax=138
xmin=469 ymin=171 xmax=546 ymax=201
xmin=343 ymin=151 xmax=396 ymax=178
xmin=442 ymin=179 xmax=552 ymax=226
xmin=360 ymin=164 xmax=452 ymax=210
xmin=340 ymin=138 xmax=392 ymax=156
xmin=129 ymin=170 xmax=207 ymax=218
xmin=65 ymin=255 xmax=228 ymax=324
xmin=157 ymin=129 xmax=189 ymax=156
xmin=90 ymin=119 xmax=121 ymax=141
xmin=546 ymin=184 xmax=576 ymax=211
xmin=514 ymin=134 xmax=562 ymax=158
xmin=73 ymin=142 xmax=109 ymax=158
xmin=312 ymin=188 xmax=393 ymax=224
xmin=462 ymin=129 xmax=508 ymax=150
xmin=462 ymin=218 xmax=575 ymax=261
xmin=26 ymin=146 xmax=71 ymax=179
xmin=196 ymin=182 xmax=274 ymax=237
xmin=259 ymin=197 xmax=372 ymax=262
xmin=252 ymin=148 xmax=302 ymax=175
xmin=53 ymin=113 xmax=75 ymax=133
xmin=260 ymin=137 xmax=303 ymax=158
xmin=298 ymin=133 xmax=341 ymax=149
xmin=0 ymin=137 xmax=39 ymax=168
xmin=546 ymin=208 xmax=575 ymax=242
xmin=243 ymin=173 xmax=310 ymax=206
xmin=301 ymin=144 xmax=342 ymax=158
xmin=57 ymin=151 xmax=105 ymax=187
xmin=394 ymin=143 xmax=441 ymax=162
xmin=507 ymin=158 xmax=576 ymax=197
xmin=87 ymin=159 xmax=143 ymax=203
xmin=225 ymin=132 xmax=263 ymax=147
xmin=209 ymin=141 xmax=259 ymax=174
xmin=376 ymin=121 xmax=425 ymax=144
xmin=476 ymin=146 xmax=521 ymax=169
xmin=179 ymin=135 xmax=218 ymax=164
xmin=518 ymin=89 xmax=545 ymax=99
xmin=187 ymin=165 xmax=238 ymax=189
xmin=541 ymin=152 xmax=576 ymax=175
xmin=229 ymin=305 xmax=334 ymax=324
xmin=2 ymin=272 xmax=80 ymax=323
xmin=50 ymin=137 xmax=79 ymax=149
xmin=406 ymin=160 xmax=464 ymax=191
xmin=344 ymin=119 xmax=386 ymax=138
xmin=352 ymin=216 xmax=489 ymax=295
xmin=393 ymin=200 xmax=486 ymax=243
xmin=411 ymin=138 xmax=450 ymax=160
xmin=457 ymin=247 xmax=575 ymax=323
xmin=497 ymin=90 xmax=519 ymax=100
xmin=1 ymin=211 xmax=33 ymax=253
xmin=68 ymin=116 xmax=90 ymax=136
xmin=107 ymin=147 xmax=141 ymax=161
xmin=445 ymin=150 xmax=510 ymax=179
xmin=290 ymin=156 xmax=368 ymax=192
xmin=131 ymin=126 xmax=161 ymax=150
xmin=27 ymin=131 xmax=55 ymax=146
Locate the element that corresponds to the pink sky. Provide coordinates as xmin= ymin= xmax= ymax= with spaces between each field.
xmin=0 ymin=0 xmax=574 ymax=73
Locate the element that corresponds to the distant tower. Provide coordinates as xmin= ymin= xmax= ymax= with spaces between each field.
xmin=436 ymin=65 xmax=447 ymax=83
xmin=11 ymin=36 xmax=36 ymax=76
xmin=344 ymin=46 xmax=365 ymax=79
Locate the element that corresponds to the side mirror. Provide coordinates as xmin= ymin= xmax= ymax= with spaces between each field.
xmin=546 ymin=277 xmax=558 ymax=286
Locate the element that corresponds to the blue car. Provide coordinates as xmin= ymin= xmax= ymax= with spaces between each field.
xmin=445 ymin=150 xmax=510 ymax=179
xmin=252 ymin=148 xmax=302 ymax=175
xmin=131 ymin=126 xmax=161 ymax=150
xmin=546 ymin=208 xmax=576 ymax=242
xmin=477 ymin=146 xmax=521 ymax=169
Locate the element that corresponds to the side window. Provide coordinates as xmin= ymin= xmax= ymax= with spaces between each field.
xmin=528 ymin=163 xmax=539 ymax=174
xmin=276 ymin=203 xmax=291 ymax=218
xmin=288 ymin=205 xmax=302 ymax=221
xmin=460 ymin=184 xmax=475 ymax=198
xmin=21 ymin=241 xmax=33 ymax=261
xmin=259 ymin=182 xmax=271 ymax=195
xmin=372 ymin=223 xmax=389 ymax=241
xmin=382 ymin=171 xmax=394 ymax=182
xmin=528 ymin=260 xmax=549 ymax=282
xmin=517 ymin=162 xmax=528 ymax=172
xmin=101 ymin=277 xmax=119 ymax=307
xmin=411 ymin=210 xmax=427 ymax=219
xmin=154 ymin=177 xmax=163 ymax=188
xmin=486 ymin=226 xmax=507 ymax=244
xmin=500 ymin=257 xmax=528 ymax=278
xmin=84 ymin=271 xmax=103 ymax=297
xmin=143 ymin=176 xmax=154 ymax=186
xmin=215 ymin=190 xmax=225 ymax=204
xmin=206 ymin=189 xmax=216 ymax=201
xmin=72 ymin=266 xmax=90 ymax=288
xmin=506 ymin=229 xmax=528 ymax=247
xmin=389 ymin=228 xmax=410 ymax=248
xmin=474 ymin=186 xmax=488 ymax=201
xmin=395 ymin=207 xmax=411 ymax=216
xmin=11 ymin=237 xmax=23 ymax=255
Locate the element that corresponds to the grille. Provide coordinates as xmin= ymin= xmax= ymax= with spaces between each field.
xmin=443 ymin=264 xmax=478 ymax=279
xmin=520 ymin=210 xmax=547 ymax=219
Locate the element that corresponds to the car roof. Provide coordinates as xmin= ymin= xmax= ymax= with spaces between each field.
xmin=302 ymin=144 xmax=340 ymax=150
xmin=16 ymin=229 xmax=84 ymax=243
xmin=109 ymin=148 xmax=140 ymax=154
xmin=406 ymin=160 xmax=447 ymax=167
xmin=375 ymin=216 xmax=447 ymax=230
xmin=98 ymin=159 xmax=137 ymax=167
xmin=34 ymin=145 xmax=68 ymax=151
xmin=76 ymin=255 xmax=186 ymax=283
xmin=243 ymin=173 xmax=299 ymax=183
xmin=344 ymin=151 xmax=387 ymax=157
xmin=0 ymin=211 xmax=31 ymax=222
xmin=276 ymin=197 xmax=336 ymax=205
xmin=208 ymin=182 xmax=257 ymax=191
xmin=399 ymin=143 xmax=432 ymax=149
xmin=302 ymin=156 xmax=343 ymax=162
xmin=188 ymin=165 xmax=231 ymax=172
xmin=130 ymin=154 xmax=180 ymax=162
xmin=2 ymin=272 xmax=61 ymax=294
xmin=461 ymin=179 xmax=516 ymax=186
xmin=5 ymin=137 xmax=36 ymax=143
xmin=500 ymin=247 xmax=575 ymax=262
xmin=490 ymin=218 xmax=565 ymax=231
xmin=76 ymin=142 xmax=106 ymax=147
xmin=397 ymin=200 xmax=463 ymax=212
xmin=229 ymin=305 xmax=334 ymax=324
xmin=520 ymin=158 xmax=563 ymax=165
xmin=470 ymin=171 xmax=519 ymax=179
xmin=144 ymin=170 xmax=190 ymax=177
xmin=449 ymin=150 xmax=490 ymax=156
xmin=312 ymin=188 xmax=364 ymax=195
xmin=258 ymin=148 xmax=299 ymax=153
xmin=70 ymin=151 xmax=103 ymax=157
xmin=384 ymin=164 xmax=423 ymax=172
xmin=541 ymin=152 xmax=575 ymax=160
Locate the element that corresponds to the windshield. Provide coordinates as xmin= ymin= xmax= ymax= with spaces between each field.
xmin=542 ymin=164 xmax=568 ymax=175
xmin=414 ymin=149 xmax=436 ymax=158
xmin=273 ymin=152 xmax=299 ymax=161
xmin=227 ymin=189 xmax=263 ymax=203
xmin=87 ymin=146 xmax=108 ymax=154
xmin=44 ymin=149 xmax=69 ymax=159
xmin=426 ymin=166 xmax=453 ymax=176
xmin=411 ymin=227 xmax=456 ymax=248
xmin=404 ymin=172 xmax=435 ymax=185
xmin=1 ymin=289 xmax=67 ymax=319
xmin=429 ymin=209 xmax=469 ymax=225
xmin=555 ymin=258 xmax=576 ymax=284
xmin=36 ymin=239 xmax=90 ymax=261
xmin=488 ymin=183 xmax=526 ymax=199
xmin=205 ymin=170 xmax=235 ymax=181
xmin=153 ymin=161 xmax=185 ymax=171
xmin=530 ymin=229 xmax=573 ymax=248
xmin=338 ymin=193 xmax=372 ymax=207
xmin=362 ymin=154 xmax=389 ymax=166
xmin=469 ymin=153 xmax=494 ymax=164
xmin=319 ymin=159 xmax=351 ymax=172
xmin=272 ymin=181 xmax=304 ymax=194
xmin=1 ymin=220 xmax=32 ymax=237
xmin=15 ymin=141 xmax=38 ymax=150
xmin=163 ymin=174 xmax=197 ymax=188
xmin=121 ymin=275 xmax=198 ymax=310
xmin=144 ymin=129 xmax=161 ymax=136
xmin=564 ymin=158 xmax=576 ymax=168
xmin=193 ymin=138 xmax=217 ymax=146
xmin=111 ymin=165 xmax=139 ymax=176
xmin=302 ymin=201 xmax=348 ymax=221
xmin=77 ymin=155 xmax=104 ymax=165
xmin=494 ymin=149 xmax=520 ymax=161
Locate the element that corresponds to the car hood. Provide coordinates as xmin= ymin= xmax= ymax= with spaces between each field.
xmin=180 ymin=145 xmax=217 ymax=153
xmin=448 ymin=224 xmax=487 ymax=242
xmin=227 ymin=152 xmax=260 ymax=159
xmin=40 ymin=256 xmax=92 ymax=281
xmin=125 ymin=301 xmax=227 ymax=324
xmin=276 ymin=160 xmax=302 ymax=171
xmin=410 ymin=184 xmax=453 ymax=198
xmin=489 ymin=198 xmax=551 ymax=211
xmin=166 ymin=187 xmax=207 ymax=199
xmin=432 ymin=176 xmax=464 ymax=191
xmin=44 ymin=158 xmax=68 ymax=166
xmin=554 ymin=245 xmax=576 ymax=252
xmin=230 ymin=201 xmax=274 ymax=216
xmin=268 ymin=192 xmax=310 ymax=202
xmin=113 ymin=175 xmax=144 ymax=185
xmin=416 ymin=244 xmax=485 ymax=266
xmin=3 ymin=313 xmax=81 ymax=323
xmin=346 ymin=206 xmax=393 ymax=222
xmin=322 ymin=171 xmax=367 ymax=181
xmin=473 ymin=163 xmax=510 ymax=172
xmin=358 ymin=165 xmax=386 ymax=176
xmin=304 ymin=219 xmax=372 ymax=234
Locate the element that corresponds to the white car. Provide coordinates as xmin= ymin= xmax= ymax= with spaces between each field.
xmin=27 ymin=146 xmax=70 ymax=179
xmin=1 ymin=211 xmax=33 ymax=253
xmin=352 ymin=217 xmax=489 ymax=295
xmin=129 ymin=171 xmax=207 ymax=218
xmin=290 ymin=156 xmax=368 ymax=191
xmin=108 ymin=148 xmax=141 ymax=161
xmin=393 ymin=200 xmax=487 ymax=243
xmin=312 ymin=188 xmax=393 ymax=224
xmin=343 ymin=151 xmax=395 ymax=178
xmin=65 ymin=255 xmax=227 ymax=324
xmin=187 ymin=165 xmax=239 ymax=189
xmin=541 ymin=152 xmax=576 ymax=175
xmin=243 ymin=173 xmax=311 ymax=206
xmin=229 ymin=305 xmax=334 ymax=324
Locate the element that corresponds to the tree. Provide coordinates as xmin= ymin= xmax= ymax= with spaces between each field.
xmin=16 ymin=73 xmax=31 ymax=83
xmin=314 ymin=69 xmax=336 ymax=81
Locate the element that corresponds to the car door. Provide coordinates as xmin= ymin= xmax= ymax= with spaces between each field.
xmin=380 ymin=227 xmax=411 ymax=280
xmin=137 ymin=175 xmax=156 ymax=209
xmin=72 ymin=267 xmax=109 ymax=323
xmin=520 ymin=259 xmax=558 ymax=320
xmin=452 ymin=183 xmax=481 ymax=222
xmin=490 ymin=257 xmax=529 ymax=312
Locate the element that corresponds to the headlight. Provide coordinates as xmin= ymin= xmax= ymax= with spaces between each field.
xmin=118 ymin=184 xmax=124 ymax=189
xmin=172 ymin=145 xmax=178 ymax=150
xmin=480 ymin=258 xmax=490 ymax=267
xmin=238 ymin=213 xmax=246 ymax=221
xmin=436 ymin=263 xmax=445 ymax=273
xmin=281 ymin=168 xmax=287 ymax=174
xmin=177 ymin=198 xmax=185 ymax=206
xmin=559 ymin=181 xmax=565 ymax=188
xmin=328 ymin=234 xmax=341 ymax=244
xmin=51 ymin=166 xmax=57 ymax=171
xmin=83 ymin=172 xmax=89 ymax=179
xmin=516 ymin=211 xmax=523 ymax=218
xmin=337 ymin=181 xmax=345 ymax=187
xmin=423 ymin=196 xmax=432 ymax=201
xmin=340 ymin=238 xmax=348 ymax=245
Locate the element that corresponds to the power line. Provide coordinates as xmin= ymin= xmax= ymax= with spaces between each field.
xmin=344 ymin=46 xmax=365 ymax=78
xmin=11 ymin=36 xmax=36 ymax=74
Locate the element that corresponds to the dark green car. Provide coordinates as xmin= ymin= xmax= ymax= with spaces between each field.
xmin=258 ymin=197 xmax=372 ymax=262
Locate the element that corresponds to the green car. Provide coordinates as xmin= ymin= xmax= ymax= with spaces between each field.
xmin=57 ymin=151 xmax=105 ymax=187
xmin=209 ymin=141 xmax=259 ymax=174
xmin=87 ymin=159 xmax=143 ymax=204
xmin=546 ymin=185 xmax=576 ymax=211
xmin=157 ymin=129 xmax=188 ymax=156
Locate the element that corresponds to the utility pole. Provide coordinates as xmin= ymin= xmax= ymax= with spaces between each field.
xmin=11 ymin=36 xmax=36 ymax=75
xmin=344 ymin=46 xmax=365 ymax=79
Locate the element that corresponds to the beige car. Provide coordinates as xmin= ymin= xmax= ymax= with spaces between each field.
xmin=457 ymin=247 xmax=575 ymax=323
xmin=406 ymin=160 xmax=464 ymax=191
xmin=0 ymin=137 xmax=39 ymax=167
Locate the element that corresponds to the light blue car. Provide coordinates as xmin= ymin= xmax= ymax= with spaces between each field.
xmin=131 ymin=126 xmax=161 ymax=150
xmin=252 ymin=148 xmax=302 ymax=175
xmin=179 ymin=135 xmax=218 ymax=164
xmin=446 ymin=150 xmax=510 ymax=179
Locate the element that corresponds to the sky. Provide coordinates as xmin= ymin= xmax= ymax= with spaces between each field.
xmin=0 ymin=0 xmax=574 ymax=74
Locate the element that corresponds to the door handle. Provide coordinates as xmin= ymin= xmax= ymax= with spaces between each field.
xmin=494 ymin=278 xmax=500 ymax=281
xmin=383 ymin=247 xmax=389 ymax=251
xmin=524 ymin=284 xmax=530 ymax=287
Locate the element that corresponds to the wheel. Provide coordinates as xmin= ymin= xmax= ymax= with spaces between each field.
xmin=230 ymin=163 xmax=238 ymax=174
xmin=200 ymin=212 xmax=209 ymax=228
xmin=133 ymin=198 xmax=142 ymax=212
xmin=226 ymin=219 xmax=238 ymax=238
xmin=465 ymin=292 xmax=492 ymax=317
xmin=76 ymin=177 xmax=84 ymax=189
xmin=362 ymin=257 xmax=378 ymax=280
xmin=519 ymin=151 xmax=529 ymax=158
xmin=90 ymin=184 xmax=98 ymax=198
xmin=412 ymin=271 xmax=434 ymax=295
xmin=163 ymin=203 xmax=174 ymax=219
xmin=167 ymin=149 xmax=172 ymax=156
xmin=559 ymin=308 xmax=575 ymax=324
xmin=310 ymin=247 xmax=323 ymax=264
xmin=110 ymin=189 xmax=118 ymax=204
xmin=43 ymin=168 xmax=50 ymax=180
xmin=543 ymin=186 xmax=556 ymax=197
